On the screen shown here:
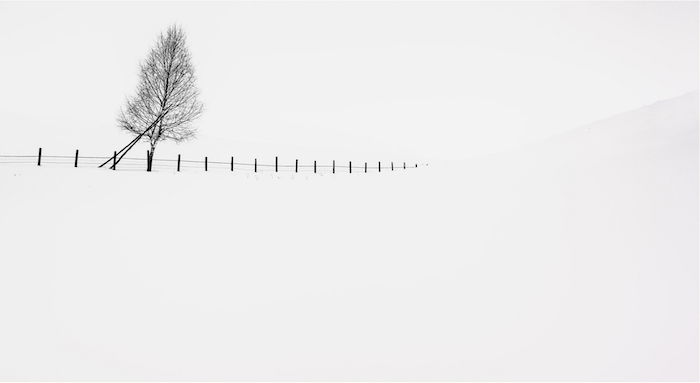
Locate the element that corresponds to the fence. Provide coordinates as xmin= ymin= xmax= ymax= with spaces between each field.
xmin=0 ymin=147 xmax=421 ymax=174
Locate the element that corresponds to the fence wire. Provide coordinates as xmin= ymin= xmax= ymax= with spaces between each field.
xmin=0 ymin=152 xmax=420 ymax=174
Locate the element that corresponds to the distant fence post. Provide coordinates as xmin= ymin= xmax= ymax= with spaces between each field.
xmin=275 ymin=156 xmax=278 ymax=172
xmin=314 ymin=160 xmax=316 ymax=173
xmin=415 ymin=163 xmax=417 ymax=168
xmin=37 ymin=147 xmax=41 ymax=166
xmin=177 ymin=154 xmax=181 ymax=172
xmin=205 ymin=156 xmax=208 ymax=171
xmin=113 ymin=151 xmax=117 ymax=170
xmin=391 ymin=162 xmax=394 ymax=171
xmin=349 ymin=161 xmax=352 ymax=173
xmin=378 ymin=161 xmax=381 ymax=172
xmin=332 ymin=160 xmax=335 ymax=174
xmin=254 ymin=158 xmax=257 ymax=173
xmin=403 ymin=162 xmax=406 ymax=169
xmin=295 ymin=159 xmax=298 ymax=173
xmin=74 ymin=149 xmax=79 ymax=168
xmin=231 ymin=156 xmax=234 ymax=171
xmin=364 ymin=162 xmax=367 ymax=173
xmin=146 ymin=150 xmax=150 ymax=171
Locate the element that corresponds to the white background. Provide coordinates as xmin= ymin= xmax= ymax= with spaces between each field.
xmin=0 ymin=1 xmax=697 ymax=161
xmin=0 ymin=1 xmax=697 ymax=380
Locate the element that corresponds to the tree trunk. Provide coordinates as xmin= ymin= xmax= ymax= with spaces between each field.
xmin=148 ymin=143 xmax=156 ymax=172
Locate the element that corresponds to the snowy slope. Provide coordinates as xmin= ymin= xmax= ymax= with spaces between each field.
xmin=0 ymin=92 xmax=697 ymax=380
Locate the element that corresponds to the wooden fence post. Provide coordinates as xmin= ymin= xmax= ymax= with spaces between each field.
xmin=349 ymin=161 xmax=352 ymax=173
xmin=254 ymin=158 xmax=257 ymax=173
xmin=332 ymin=160 xmax=335 ymax=174
xmin=113 ymin=151 xmax=117 ymax=170
xmin=403 ymin=162 xmax=406 ymax=169
xmin=231 ymin=156 xmax=234 ymax=171
xmin=37 ymin=147 xmax=41 ymax=166
xmin=146 ymin=150 xmax=150 ymax=171
xmin=275 ymin=156 xmax=278 ymax=172
xmin=314 ymin=160 xmax=316 ymax=173
xmin=415 ymin=163 xmax=417 ymax=168
xmin=378 ymin=161 xmax=381 ymax=172
xmin=205 ymin=156 xmax=208 ymax=171
xmin=74 ymin=149 xmax=79 ymax=168
xmin=177 ymin=154 xmax=181 ymax=172
xmin=391 ymin=162 xmax=394 ymax=171
xmin=364 ymin=162 xmax=367 ymax=173
xmin=295 ymin=159 xmax=298 ymax=173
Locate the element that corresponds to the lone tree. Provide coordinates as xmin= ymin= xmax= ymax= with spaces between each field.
xmin=118 ymin=25 xmax=203 ymax=164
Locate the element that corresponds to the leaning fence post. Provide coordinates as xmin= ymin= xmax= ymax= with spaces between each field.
xmin=74 ymin=149 xmax=79 ymax=168
xmin=205 ymin=156 xmax=208 ymax=171
xmin=113 ymin=151 xmax=117 ymax=170
xmin=37 ymin=147 xmax=42 ymax=166
xmin=177 ymin=154 xmax=181 ymax=172
xmin=314 ymin=160 xmax=316 ymax=173
xmin=254 ymin=158 xmax=257 ymax=173
xmin=295 ymin=159 xmax=298 ymax=173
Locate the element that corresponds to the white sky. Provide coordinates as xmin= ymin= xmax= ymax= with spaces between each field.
xmin=0 ymin=1 xmax=697 ymax=162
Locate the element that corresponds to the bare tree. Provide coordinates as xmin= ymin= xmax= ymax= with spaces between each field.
xmin=118 ymin=25 xmax=203 ymax=161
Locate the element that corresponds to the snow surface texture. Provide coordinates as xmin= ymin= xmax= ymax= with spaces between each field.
xmin=0 ymin=92 xmax=697 ymax=380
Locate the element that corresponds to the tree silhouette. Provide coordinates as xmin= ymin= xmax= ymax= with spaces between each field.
xmin=118 ymin=25 xmax=203 ymax=163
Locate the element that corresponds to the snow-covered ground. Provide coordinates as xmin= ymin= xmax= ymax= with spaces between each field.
xmin=0 ymin=92 xmax=697 ymax=380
